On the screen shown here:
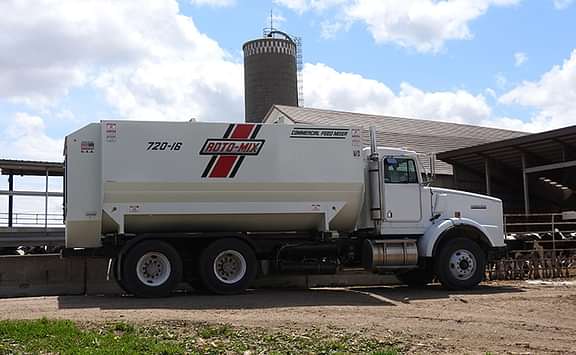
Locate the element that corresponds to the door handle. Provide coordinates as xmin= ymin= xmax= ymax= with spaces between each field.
xmin=386 ymin=210 xmax=393 ymax=218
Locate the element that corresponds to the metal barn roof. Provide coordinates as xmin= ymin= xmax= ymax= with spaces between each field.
xmin=265 ymin=105 xmax=527 ymax=175
xmin=0 ymin=159 xmax=64 ymax=176
xmin=437 ymin=125 xmax=576 ymax=213
xmin=437 ymin=125 xmax=576 ymax=172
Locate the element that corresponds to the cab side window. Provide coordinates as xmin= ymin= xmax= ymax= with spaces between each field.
xmin=384 ymin=158 xmax=419 ymax=184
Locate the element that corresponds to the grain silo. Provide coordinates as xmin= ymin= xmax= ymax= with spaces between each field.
xmin=243 ymin=31 xmax=299 ymax=123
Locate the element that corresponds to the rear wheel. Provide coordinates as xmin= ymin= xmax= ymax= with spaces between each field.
xmin=396 ymin=268 xmax=434 ymax=287
xmin=121 ymin=240 xmax=183 ymax=298
xmin=112 ymin=257 xmax=128 ymax=294
xmin=198 ymin=238 xmax=257 ymax=295
xmin=435 ymin=238 xmax=486 ymax=290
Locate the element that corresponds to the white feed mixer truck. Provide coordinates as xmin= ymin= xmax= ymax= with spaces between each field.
xmin=62 ymin=120 xmax=506 ymax=297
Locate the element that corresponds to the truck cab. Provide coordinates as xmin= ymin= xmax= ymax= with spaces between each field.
xmin=360 ymin=143 xmax=506 ymax=289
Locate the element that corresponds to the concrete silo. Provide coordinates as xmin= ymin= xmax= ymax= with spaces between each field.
xmin=243 ymin=31 xmax=299 ymax=123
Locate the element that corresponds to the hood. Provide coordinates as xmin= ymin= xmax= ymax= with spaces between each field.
xmin=430 ymin=187 xmax=502 ymax=203
xmin=428 ymin=186 xmax=505 ymax=248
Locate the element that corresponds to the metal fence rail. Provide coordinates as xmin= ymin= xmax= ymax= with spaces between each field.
xmin=0 ymin=212 xmax=64 ymax=228
xmin=505 ymin=212 xmax=576 ymax=257
xmin=490 ymin=212 xmax=576 ymax=280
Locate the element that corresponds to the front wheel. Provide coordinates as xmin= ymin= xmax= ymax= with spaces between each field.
xmin=198 ymin=238 xmax=257 ymax=295
xmin=434 ymin=238 xmax=486 ymax=290
xmin=121 ymin=240 xmax=183 ymax=298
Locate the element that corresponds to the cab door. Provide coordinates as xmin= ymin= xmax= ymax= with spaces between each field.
xmin=382 ymin=157 xmax=422 ymax=222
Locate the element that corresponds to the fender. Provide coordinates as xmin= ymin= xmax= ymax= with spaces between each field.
xmin=418 ymin=217 xmax=495 ymax=257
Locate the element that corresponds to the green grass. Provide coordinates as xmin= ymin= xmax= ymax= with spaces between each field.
xmin=0 ymin=318 xmax=182 ymax=354
xmin=0 ymin=318 xmax=401 ymax=354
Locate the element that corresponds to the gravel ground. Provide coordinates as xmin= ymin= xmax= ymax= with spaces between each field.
xmin=0 ymin=280 xmax=575 ymax=354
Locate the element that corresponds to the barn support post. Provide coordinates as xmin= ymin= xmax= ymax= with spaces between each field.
xmin=45 ymin=169 xmax=49 ymax=229
xmin=521 ymin=153 xmax=530 ymax=214
xmin=8 ymin=174 xmax=13 ymax=228
xmin=484 ymin=158 xmax=491 ymax=196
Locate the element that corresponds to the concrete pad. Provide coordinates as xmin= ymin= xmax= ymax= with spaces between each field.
xmin=253 ymin=271 xmax=398 ymax=289
xmin=307 ymin=270 xmax=399 ymax=288
xmin=0 ymin=254 xmax=84 ymax=298
xmin=0 ymin=255 xmax=401 ymax=298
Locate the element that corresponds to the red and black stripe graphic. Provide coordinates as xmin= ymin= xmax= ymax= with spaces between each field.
xmin=201 ymin=123 xmax=262 ymax=178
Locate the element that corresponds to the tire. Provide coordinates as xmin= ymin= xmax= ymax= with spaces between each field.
xmin=396 ymin=268 xmax=434 ymax=287
xmin=198 ymin=238 xmax=257 ymax=295
xmin=434 ymin=237 xmax=486 ymax=290
xmin=121 ymin=240 xmax=183 ymax=298
xmin=112 ymin=257 xmax=128 ymax=294
xmin=112 ymin=257 xmax=134 ymax=295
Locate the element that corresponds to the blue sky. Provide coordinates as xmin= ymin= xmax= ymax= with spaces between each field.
xmin=0 ymin=0 xmax=575 ymax=165
xmin=188 ymin=1 xmax=572 ymax=90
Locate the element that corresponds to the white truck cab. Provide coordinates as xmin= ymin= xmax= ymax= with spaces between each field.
xmin=359 ymin=133 xmax=505 ymax=290
xmin=360 ymin=146 xmax=504 ymax=249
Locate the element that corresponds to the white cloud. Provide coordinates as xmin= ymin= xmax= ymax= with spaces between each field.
xmin=302 ymin=61 xmax=576 ymax=133
xmin=0 ymin=0 xmax=244 ymax=121
xmin=0 ymin=112 xmax=64 ymax=214
xmin=499 ymin=49 xmax=576 ymax=131
xmin=94 ymin=59 xmax=243 ymax=122
xmin=190 ymin=0 xmax=235 ymax=6
xmin=514 ymin=52 xmax=528 ymax=67
xmin=303 ymin=63 xmax=492 ymax=124
xmin=90 ymin=2 xmax=244 ymax=122
xmin=553 ymin=0 xmax=573 ymax=9
xmin=0 ymin=113 xmax=63 ymax=161
xmin=344 ymin=0 xmax=521 ymax=53
xmin=0 ymin=0 xmax=149 ymax=105
xmin=277 ymin=0 xmax=520 ymax=52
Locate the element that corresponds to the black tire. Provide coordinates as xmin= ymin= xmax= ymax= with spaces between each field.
xmin=435 ymin=238 xmax=486 ymax=290
xmin=112 ymin=257 xmax=129 ymax=294
xmin=121 ymin=240 xmax=183 ymax=298
xmin=198 ymin=238 xmax=257 ymax=295
xmin=396 ymin=268 xmax=434 ymax=287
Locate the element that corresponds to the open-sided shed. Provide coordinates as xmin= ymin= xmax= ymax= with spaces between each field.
xmin=437 ymin=126 xmax=576 ymax=213
xmin=0 ymin=159 xmax=64 ymax=230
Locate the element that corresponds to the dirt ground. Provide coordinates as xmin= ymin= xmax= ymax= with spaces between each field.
xmin=0 ymin=280 xmax=575 ymax=354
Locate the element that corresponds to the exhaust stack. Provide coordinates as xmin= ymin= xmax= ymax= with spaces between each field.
xmin=368 ymin=127 xmax=382 ymax=223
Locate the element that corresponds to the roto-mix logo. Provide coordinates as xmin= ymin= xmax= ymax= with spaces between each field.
xmin=200 ymin=124 xmax=264 ymax=178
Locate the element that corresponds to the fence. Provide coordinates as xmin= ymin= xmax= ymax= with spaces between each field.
xmin=487 ymin=212 xmax=576 ymax=280
xmin=0 ymin=212 xmax=64 ymax=228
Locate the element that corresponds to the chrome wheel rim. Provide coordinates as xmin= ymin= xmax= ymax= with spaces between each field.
xmin=449 ymin=249 xmax=477 ymax=281
xmin=136 ymin=252 xmax=171 ymax=287
xmin=213 ymin=250 xmax=247 ymax=284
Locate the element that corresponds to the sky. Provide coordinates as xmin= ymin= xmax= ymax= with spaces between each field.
xmin=0 ymin=0 xmax=575 ymax=166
